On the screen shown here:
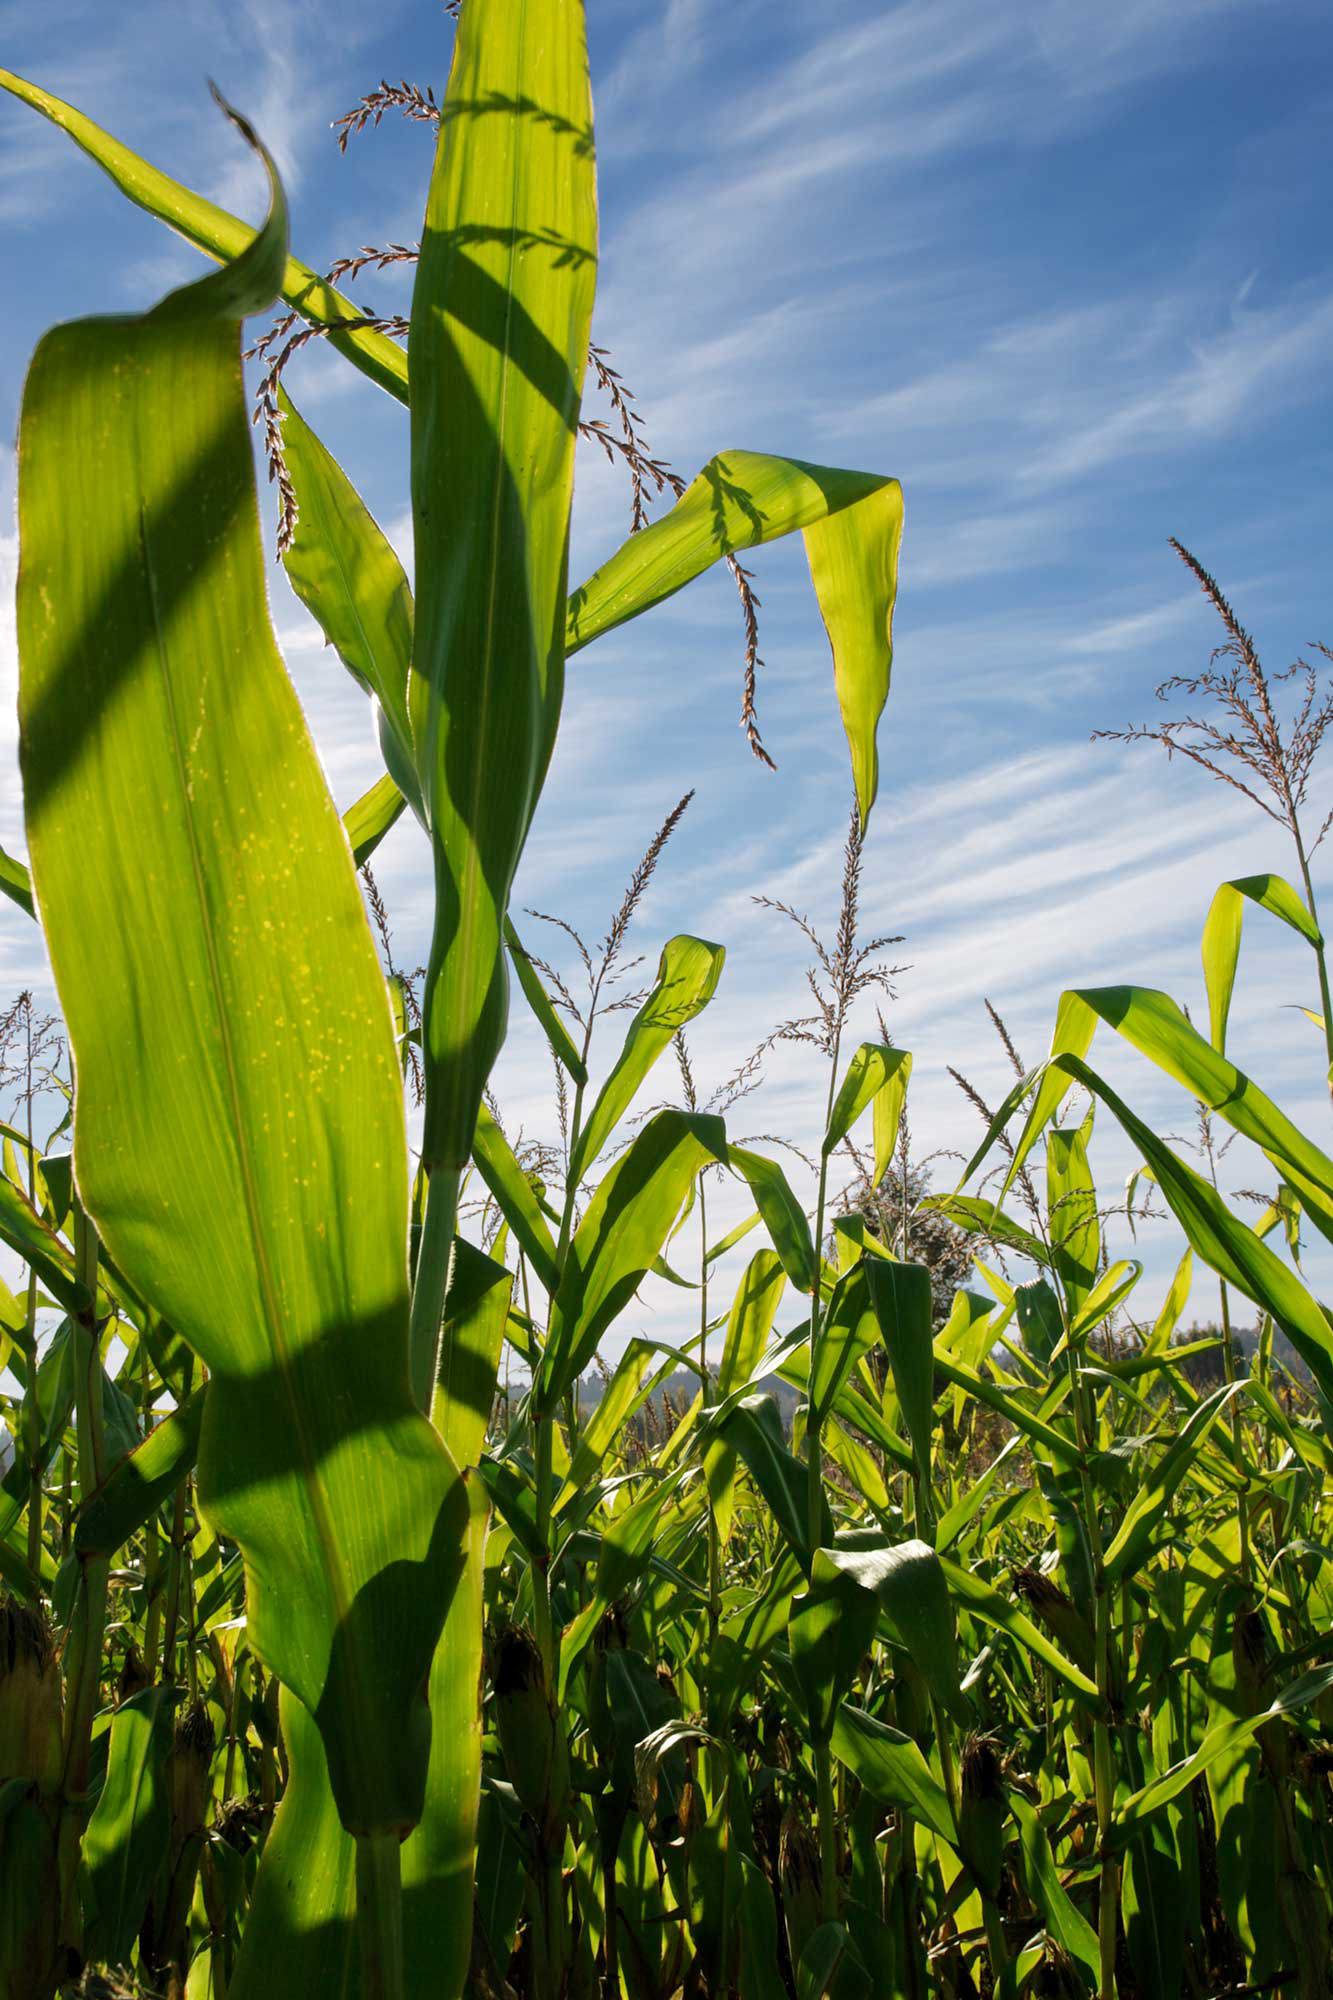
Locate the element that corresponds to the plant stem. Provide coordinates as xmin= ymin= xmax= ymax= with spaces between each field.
xmin=355 ymin=1831 xmax=406 ymax=2000
xmin=1294 ymin=831 xmax=1333 ymax=1087
xmin=58 ymin=1201 xmax=110 ymax=1964
xmin=806 ymin=1033 xmax=843 ymax=1918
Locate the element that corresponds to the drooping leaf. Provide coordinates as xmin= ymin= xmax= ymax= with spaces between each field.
xmin=714 ymin=1395 xmax=830 ymax=1573
xmin=814 ymin=1540 xmax=967 ymax=1722
xmin=16 ymin=115 xmax=460 ymax=1838
xmin=0 ymin=66 xmax=410 ymax=402
xmin=822 ymin=1043 xmax=911 ymax=1162
xmin=803 ymin=480 xmax=904 ymax=825
xmin=1201 ymin=873 xmax=1320 ymax=1054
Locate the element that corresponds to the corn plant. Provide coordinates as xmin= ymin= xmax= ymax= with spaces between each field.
xmin=0 ymin=2 xmax=903 ymax=1994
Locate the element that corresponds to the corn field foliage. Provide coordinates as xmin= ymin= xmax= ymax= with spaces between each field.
xmin=2 ymin=6 xmax=1333 ymax=1998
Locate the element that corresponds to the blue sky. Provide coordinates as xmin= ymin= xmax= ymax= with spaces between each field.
xmin=2 ymin=0 xmax=1333 ymax=1352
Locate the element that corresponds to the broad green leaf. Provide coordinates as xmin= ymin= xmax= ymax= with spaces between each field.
xmin=822 ymin=1043 xmax=910 ymax=1161
xmin=570 ymin=934 xmax=725 ymax=1182
xmin=554 ymin=1338 xmax=673 ymax=1517
xmin=1202 ymin=873 xmax=1320 ymax=1054
xmin=1101 ymin=1382 xmax=1249 ymax=1585
xmin=872 ymin=1053 xmax=912 ymax=1186
xmin=1009 ymin=987 xmax=1333 ymax=1213
xmin=1016 ymin=1278 xmax=1062 ymax=1369
xmin=16 ymin=124 xmax=460 ymax=1837
xmin=228 ymin=1690 xmax=358 ymax=2000
xmin=540 ymin=1110 xmax=722 ymax=1411
xmin=1070 ymin=1257 xmax=1142 ymax=1341
xmin=830 ymin=1703 xmax=955 ymax=1845
xmin=803 ymin=480 xmax=904 ymax=825
xmin=408 ymin=0 xmax=597 ymax=1179
xmin=726 ymin=1142 xmax=817 ymax=1294
xmin=81 ymin=1685 xmax=175 ymax=1967
xmin=73 ymin=1386 xmax=207 ymax=1557
xmin=540 ymin=1111 xmax=813 ymax=1410
xmin=232 ymin=1483 xmax=490 ymax=2000
xmin=779 ymin=1342 xmax=915 ymax=1474
xmin=790 ymin=1565 xmax=879 ymax=1742
xmin=0 ymin=67 xmax=410 ymax=403
xmin=278 ymin=389 xmax=423 ymax=821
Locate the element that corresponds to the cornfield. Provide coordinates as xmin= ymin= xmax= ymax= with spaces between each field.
xmin=2 ymin=6 xmax=1333 ymax=1998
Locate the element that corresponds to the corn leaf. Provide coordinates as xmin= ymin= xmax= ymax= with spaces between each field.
xmin=570 ymin=934 xmax=725 ymax=1182
xmin=278 ymin=389 xmax=423 ymax=822
xmin=342 ymin=771 xmax=408 ymax=868
xmin=706 ymin=1251 xmax=788 ymax=1544
xmin=803 ymin=481 xmax=904 ymax=826
xmin=80 ymin=1685 xmax=175 ymax=1968
xmin=0 ymin=843 xmax=33 ymax=920
xmin=863 ymin=1261 xmax=935 ymax=1495
xmin=815 ymin=1540 xmax=968 ymax=1723
xmin=1013 ymin=1793 xmax=1099 ymax=1984
xmin=16 ymin=118 xmax=461 ymax=1838
xmin=830 ymin=1704 xmax=956 ymax=1845
xmin=822 ymin=1043 xmax=910 ymax=1160
xmin=408 ymin=0 xmax=597 ymax=1179
xmin=0 ymin=66 xmax=409 ymax=402
xmin=566 ymin=451 xmax=890 ymax=653
xmin=1202 ymin=872 xmax=1320 ymax=1054
xmin=1101 ymin=1382 xmax=1249 ymax=1585
xmin=73 ymin=1386 xmax=207 ymax=1558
